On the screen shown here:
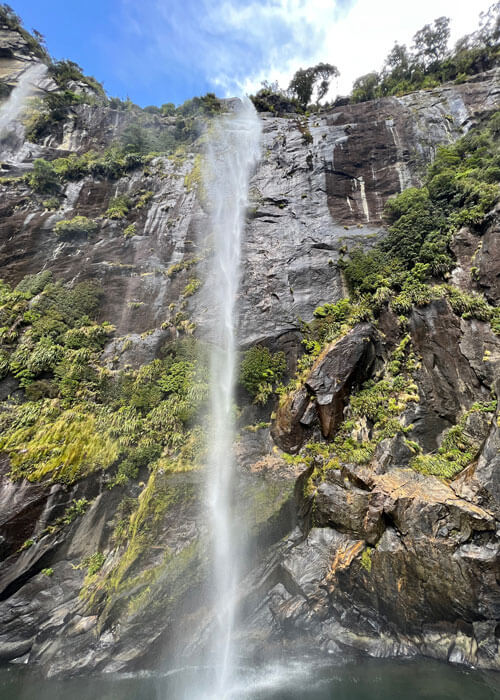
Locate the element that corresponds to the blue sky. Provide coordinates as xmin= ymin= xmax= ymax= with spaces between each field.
xmin=12 ymin=0 xmax=494 ymax=107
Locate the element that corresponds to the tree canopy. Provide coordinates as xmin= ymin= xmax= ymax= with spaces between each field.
xmin=288 ymin=63 xmax=339 ymax=108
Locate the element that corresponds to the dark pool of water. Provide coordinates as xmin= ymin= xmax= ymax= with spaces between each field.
xmin=0 ymin=657 xmax=498 ymax=699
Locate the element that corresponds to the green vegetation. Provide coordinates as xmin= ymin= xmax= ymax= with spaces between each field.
xmin=250 ymin=6 xmax=499 ymax=112
xmin=326 ymin=336 xmax=419 ymax=467
xmin=290 ymin=298 xmax=373 ymax=372
xmin=296 ymin=118 xmax=313 ymax=145
xmin=84 ymin=551 xmax=105 ymax=576
xmin=251 ymin=63 xmax=339 ymax=114
xmin=42 ymin=196 xmax=60 ymax=211
xmin=239 ymin=345 xmax=286 ymax=404
xmin=105 ymin=195 xmax=131 ymax=219
xmin=0 ymin=273 xmax=209 ymax=485
xmin=166 ymin=257 xmax=201 ymax=278
xmin=28 ymin=159 xmax=59 ymax=194
xmin=135 ymin=190 xmax=153 ymax=209
xmin=123 ymin=223 xmax=137 ymax=238
xmin=182 ymin=278 xmax=201 ymax=298
xmin=250 ymin=80 xmax=300 ymax=114
xmin=25 ymin=91 xmax=86 ymax=143
xmin=360 ymin=546 xmax=374 ymax=572
xmin=48 ymin=59 xmax=104 ymax=96
xmin=109 ymin=93 xmax=223 ymax=154
xmin=41 ymin=567 xmax=54 ymax=577
xmin=412 ymin=401 xmax=497 ymax=478
xmin=184 ymin=154 xmax=203 ymax=192
xmin=288 ymin=63 xmax=339 ymax=109
xmin=54 ymin=216 xmax=98 ymax=237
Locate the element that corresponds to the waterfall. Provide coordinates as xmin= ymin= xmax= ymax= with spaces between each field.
xmin=202 ymin=97 xmax=261 ymax=698
xmin=0 ymin=62 xmax=47 ymax=157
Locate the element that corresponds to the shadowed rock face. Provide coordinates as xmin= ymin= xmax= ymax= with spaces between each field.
xmin=0 ymin=25 xmax=499 ymax=677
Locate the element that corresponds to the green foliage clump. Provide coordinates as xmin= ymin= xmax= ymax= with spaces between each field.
xmin=442 ymin=285 xmax=496 ymax=321
xmin=0 ymin=402 xmax=120 ymax=482
xmin=296 ymin=118 xmax=313 ymax=144
xmin=42 ymin=196 xmax=60 ymax=211
xmin=182 ymin=278 xmax=201 ymax=298
xmin=135 ymin=190 xmax=153 ymax=209
xmin=52 ymin=149 xmax=140 ymax=181
xmin=293 ymin=335 xmax=420 ymax=476
xmin=288 ymin=63 xmax=339 ymax=108
xmin=28 ymin=159 xmax=59 ymax=194
xmin=239 ymin=345 xmax=286 ymax=404
xmin=62 ymin=498 xmax=90 ymax=523
xmin=105 ymin=195 xmax=130 ymax=219
xmin=41 ymin=568 xmax=54 ymax=577
xmin=166 ymin=257 xmax=200 ymax=278
xmin=360 ymin=546 xmax=374 ymax=572
xmin=123 ymin=223 xmax=136 ymax=238
xmin=54 ymin=215 xmax=98 ymax=237
xmin=250 ymin=85 xmax=299 ymax=114
xmin=329 ymin=336 xmax=420 ymax=465
xmin=83 ymin=551 xmax=105 ymax=576
xmin=48 ymin=59 xmax=104 ymax=96
xmin=0 ymin=313 xmax=208 ymax=484
xmin=313 ymin=298 xmax=352 ymax=320
xmin=412 ymin=401 xmax=497 ymax=479
xmin=298 ymin=298 xmax=373 ymax=363
xmin=15 ymin=270 xmax=53 ymax=296
xmin=23 ymin=58 xmax=104 ymax=142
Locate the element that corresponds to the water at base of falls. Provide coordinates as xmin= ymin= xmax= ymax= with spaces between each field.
xmin=1 ymin=658 xmax=497 ymax=700
xmin=199 ymin=97 xmax=261 ymax=698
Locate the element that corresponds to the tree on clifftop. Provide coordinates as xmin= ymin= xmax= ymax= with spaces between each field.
xmin=412 ymin=16 xmax=450 ymax=69
xmin=288 ymin=62 xmax=339 ymax=108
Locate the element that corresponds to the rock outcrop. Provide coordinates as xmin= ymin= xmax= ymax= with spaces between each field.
xmin=272 ymin=323 xmax=377 ymax=451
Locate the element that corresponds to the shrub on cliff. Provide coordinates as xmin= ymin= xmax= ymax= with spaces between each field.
xmin=48 ymin=59 xmax=104 ymax=96
xmin=239 ymin=345 xmax=286 ymax=404
xmin=105 ymin=195 xmax=131 ymax=219
xmin=27 ymin=159 xmax=59 ymax=194
xmin=54 ymin=216 xmax=98 ymax=237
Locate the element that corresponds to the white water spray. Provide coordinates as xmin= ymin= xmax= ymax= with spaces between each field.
xmin=0 ymin=62 xmax=47 ymax=157
xmin=202 ymin=97 xmax=261 ymax=698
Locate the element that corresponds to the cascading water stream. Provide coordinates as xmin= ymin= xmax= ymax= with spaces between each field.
xmin=0 ymin=62 xmax=47 ymax=158
xmin=201 ymin=97 xmax=261 ymax=698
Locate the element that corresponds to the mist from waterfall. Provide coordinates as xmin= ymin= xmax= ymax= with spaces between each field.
xmin=0 ymin=62 xmax=47 ymax=157
xmin=201 ymin=97 xmax=261 ymax=698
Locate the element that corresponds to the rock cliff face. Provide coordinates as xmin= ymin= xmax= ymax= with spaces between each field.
xmin=0 ymin=24 xmax=499 ymax=677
